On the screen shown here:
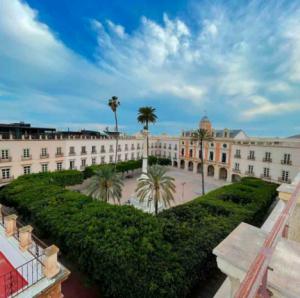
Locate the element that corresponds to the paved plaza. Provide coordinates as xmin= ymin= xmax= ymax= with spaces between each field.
xmin=69 ymin=167 xmax=229 ymax=207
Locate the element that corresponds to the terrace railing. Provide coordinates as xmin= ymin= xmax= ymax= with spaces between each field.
xmin=234 ymin=179 xmax=300 ymax=298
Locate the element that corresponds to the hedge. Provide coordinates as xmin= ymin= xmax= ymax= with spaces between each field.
xmin=0 ymin=172 xmax=277 ymax=298
xmin=83 ymin=156 xmax=171 ymax=178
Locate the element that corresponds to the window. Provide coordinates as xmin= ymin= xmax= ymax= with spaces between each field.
xmin=69 ymin=146 xmax=75 ymax=154
xmin=224 ymin=132 xmax=228 ymax=138
xmin=137 ymin=144 xmax=141 ymax=149
xmin=181 ymin=148 xmax=185 ymax=156
xmin=283 ymin=153 xmax=291 ymax=165
xmin=198 ymin=150 xmax=202 ymax=159
xmin=125 ymin=153 xmax=128 ymax=161
xmin=263 ymin=167 xmax=270 ymax=177
xmin=81 ymin=146 xmax=86 ymax=154
xmin=222 ymin=153 xmax=227 ymax=163
xmin=41 ymin=148 xmax=47 ymax=157
xmin=118 ymin=145 xmax=121 ymax=152
xmin=23 ymin=166 xmax=31 ymax=175
xmin=174 ymin=145 xmax=177 ymax=150
xmin=1 ymin=168 xmax=10 ymax=179
xmin=101 ymin=145 xmax=105 ymax=153
xmin=189 ymin=149 xmax=193 ymax=158
xmin=56 ymin=147 xmax=62 ymax=155
xmin=223 ymin=144 xmax=227 ymax=148
xmin=210 ymin=143 xmax=214 ymax=147
xmin=131 ymin=153 xmax=135 ymax=160
xmin=248 ymin=165 xmax=254 ymax=174
xmin=118 ymin=154 xmax=121 ymax=161
xmin=234 ymin=163 xmax=240 ymax=170
xmin=92 ymin=146 xmax=97 ymax=154
xmin=209 ymin=151 xmax=214 ymax=161
xmin=23 ymin=148 xmax=30 ymax=158
xmin=125 ymin=144 xmax=128 ymax=151
xmin=248 ymin=150 xmax=255 ymax=160
xmin=41 ymin=164 xmax=48 ymax=173
xmin=174 ymin=153 xmax=177 ymax=159
xmin=56 ymin=162 xmax=62 ymax=171
xmin=131 ymin=144 xmax=135 ymax=150
xmin=137 ymin=152 xmax=140 ymax=159
xmin=81 ymin=159 xmax=86 ymax=167
xmin=264 ymin=152 xmax=271 ymax=162
xmin=235 ymin=149 xmax=241 ymax=158
xmin=101 ymin=157 xmax=105 ymax=164
xmin=92 ymin=157 xmax=96 ymax=165
xmin=69 ymin=160 xmax=75 ymax=170
xmin=1 ymin=149 xmax=9 ymax=159
xmin=109 ymin=145 xmax=114 ymax=153
xmin=282 ymin=170 xmax=289 ymax=182
xmin=109 ymin=155 xmax=113 ymax=163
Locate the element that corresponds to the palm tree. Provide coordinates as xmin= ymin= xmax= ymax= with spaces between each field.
xmin=84 ymin=166 xmax=124 ymax=204
xmin=108 ymin=96 xmax=120 ymax=171
xmin=137 ymin=107 xmax=157 ymax=157
xmin=135 ymin=165 xmax=175 ymax=215
xmin=192 ymin=128 xmax=213 ymax=195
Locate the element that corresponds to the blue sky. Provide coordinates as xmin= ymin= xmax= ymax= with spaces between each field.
xmin=1 ymin=0 xmax=300 ymax=137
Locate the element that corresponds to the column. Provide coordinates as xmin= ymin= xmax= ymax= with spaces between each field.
xmin=19 ymin=225 xmax=33 ymax=251
xmin=4 ymin=214 xmax=17 ymax=237
xmin=43 ymin=245 xmax=60 ymax=279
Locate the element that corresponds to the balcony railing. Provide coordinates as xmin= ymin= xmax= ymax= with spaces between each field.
xmin=81 ymin=151 xmax=87 ymax=155
xmin=262 ymin=157 xmax=272 ymax=163
xmin=55 ymin=153 xmax=64 ymax=158
xmin=260 ymin=174 xmax=271 ymax=180
xmin=0 ymin=176 xmax=14 ymax=184
xmin=80 ymin=165 xmax=86 ymax=170
xmin=91 ymin=150 xmax=97 ymax=154
xmin=245 ymin=171 xmax=254 ymax=176
xmin=247 ymin=156 xmax=255 ymax=160
xmin=101 ymin=150 xmax=106 ymax=153
xmin=278 ymin=177 xmax=292 ymax=184
xmin=232 ymin=168 xmax=241 ymax=173
xmin=69 ymin=152 xmax=76 ymax=156
xmin=281 ymin=160 xmax=292 ymax=166
xmin=234 ymin=155 xmax=241 ymax=159
xmin=0 ymin=157 xmax=12 ymax=163
xmin=40 ymin=154 xmax=49 ymax=159
xmin=21 ymin=155 xmax=32 ymax=161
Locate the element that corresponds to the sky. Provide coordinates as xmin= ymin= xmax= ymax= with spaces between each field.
xmin=1 ymin=0 xmax=300 ymax=137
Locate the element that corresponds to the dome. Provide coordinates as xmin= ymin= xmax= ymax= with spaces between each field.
xmin=199 ymin=115 xmax=212 ymax=132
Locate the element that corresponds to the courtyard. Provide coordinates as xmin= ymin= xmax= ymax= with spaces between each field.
xmin=69 ymin=166 xmax=229 ymax=208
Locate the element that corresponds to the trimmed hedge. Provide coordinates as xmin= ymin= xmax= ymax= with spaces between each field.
xmin=0 ymin=173 xmax=277 ymax=298
xmin=83 ymin=156 xmax=171 ymax=178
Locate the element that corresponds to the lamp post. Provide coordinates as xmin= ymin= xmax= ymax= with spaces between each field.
xmin=181 ymin=182 xmax=186 ymax=201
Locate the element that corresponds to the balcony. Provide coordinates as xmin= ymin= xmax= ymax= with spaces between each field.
xmin=69 ymin=152 xmax=76 ymax=156
xmin=80 ymin=165 xmax=86 ymax=170
xmin=260 ymin=174 xmax=271 ymax=180
xmin=40 ymin=154 xmax=49 ymax=159
xmin=247 ymin=156 xmax=255 ymax=160
xmin=262 ymin=157 xmax=272 ymax=163
xmin=69 ymin=166 xmax=77 ymax=170
xmin=21 ymin=155 xmax=32 ymax=161
xmin=81 ymin=151 xmax=87 ymax=155
xmin=101 ymin=149 xmax=106 ymax=153
xmin=234 ymin=155 xmax=241 ymax=159
xmin=0 ymin=157 xmax=12 ymax=163
xmin=0 ymin=176 xmax=14 ymax=184
xmin=278 ymin=177 xmax=292 ymax=184
xmin=281 ymin=160 xmax=292 ymax=166
xmin=91 ymin=150 xmax=97 ymax=154
xmin=232 ymin=168 xmax=241 ymax=174
xmin=245 ymin=171 xmax=255 ymax=176
xmin=55 ymin=153 xmax=64 ymax=158
xmin=109 ymin=149 xmax=114 ymax=153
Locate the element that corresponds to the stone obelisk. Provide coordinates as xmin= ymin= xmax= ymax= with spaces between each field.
xmin=140 ymin=129 xmax=149 ymax=178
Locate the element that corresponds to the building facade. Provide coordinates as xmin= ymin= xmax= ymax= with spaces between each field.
xmin=1 ymin=120 xmax=300 ymax=186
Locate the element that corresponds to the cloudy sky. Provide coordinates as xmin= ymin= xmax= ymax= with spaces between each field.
xmin=1 ymin=0 xmax=300 ymax=137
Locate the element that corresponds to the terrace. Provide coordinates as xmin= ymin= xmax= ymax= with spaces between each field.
xmin=0 ymin=205 xmax=69 ymax=297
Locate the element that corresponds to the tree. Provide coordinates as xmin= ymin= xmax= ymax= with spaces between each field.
xmin=108 ymin=96 xmax=120 ymax=171
xmin=192 ymin=128 xmax=213 ymax=195
xmin=84 ymin=166 xmax=124 ymax=204
xmin=135 ymin=165 xmax=175 ymax=215
xmin=137 ymin=106 xmax=157 ymax=157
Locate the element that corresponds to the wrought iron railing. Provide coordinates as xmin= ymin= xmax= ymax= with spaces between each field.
xmin=0 ymin=206 xmax=47 ymax=296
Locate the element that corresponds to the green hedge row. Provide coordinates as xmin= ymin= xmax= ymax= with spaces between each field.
xmin=83 ymin=156 xmax=171 ymax=178
xmin=0 ymin=173 xmax=277 ymax=298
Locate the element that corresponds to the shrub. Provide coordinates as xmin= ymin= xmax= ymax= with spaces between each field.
xmin=0 ymin=173 xmax=277 ymax=298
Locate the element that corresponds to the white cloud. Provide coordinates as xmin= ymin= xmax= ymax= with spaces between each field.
xmin=241 ymin=96 xmax=300 ymax=120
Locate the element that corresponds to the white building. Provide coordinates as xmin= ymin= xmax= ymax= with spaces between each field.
xmin=1 ymin=120 xmax=300 ymax=186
